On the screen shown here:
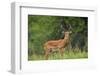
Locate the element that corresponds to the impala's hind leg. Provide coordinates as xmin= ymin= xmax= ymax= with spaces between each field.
xmin=45 ymin=52 xmax=49 ymax=60
xmin=45 ymin=49 xmax=51 ymax=60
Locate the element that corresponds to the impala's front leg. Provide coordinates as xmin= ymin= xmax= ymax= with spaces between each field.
xmin=60 ymin=48 xmax=64 ymax=57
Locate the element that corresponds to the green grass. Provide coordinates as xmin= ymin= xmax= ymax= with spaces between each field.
xmin=28 ymin=49 xmax=88 ymax=61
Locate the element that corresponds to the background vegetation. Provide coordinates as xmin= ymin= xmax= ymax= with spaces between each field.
xmin=28 ymin=15 xmax=88 ymax=60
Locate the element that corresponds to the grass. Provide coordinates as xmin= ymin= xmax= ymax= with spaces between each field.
xmin=28 ymin=49 xmax=88 ymax=61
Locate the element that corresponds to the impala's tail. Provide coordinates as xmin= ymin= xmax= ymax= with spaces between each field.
xmin=44 ymin=43 xmax=46 ymax=51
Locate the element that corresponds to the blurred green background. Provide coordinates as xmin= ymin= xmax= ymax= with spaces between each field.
xmin=28 ymin=15 xmax=88 ymax=60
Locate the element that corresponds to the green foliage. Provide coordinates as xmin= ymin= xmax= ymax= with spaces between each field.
xmin=28 ymin=49 xmax=88 ymax=60
xmin=28 ymin=15 xmax=88 ymax=60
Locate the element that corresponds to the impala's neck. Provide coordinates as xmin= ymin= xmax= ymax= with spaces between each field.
xmin=64 ymin=33 xmax=69 ymax=40
xmin=62 ymin=32 xmax=70 ymax=47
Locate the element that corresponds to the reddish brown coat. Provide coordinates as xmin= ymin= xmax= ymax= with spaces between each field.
xmin=44 ymin=32 xmax=71 ymax=60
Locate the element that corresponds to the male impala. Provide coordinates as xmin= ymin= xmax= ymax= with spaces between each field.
xmin=44 ymin=31 xmax=72 ymax=60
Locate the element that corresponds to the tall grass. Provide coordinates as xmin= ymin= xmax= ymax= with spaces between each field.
xmin=28 ymin=48 xmax=88 ymax=61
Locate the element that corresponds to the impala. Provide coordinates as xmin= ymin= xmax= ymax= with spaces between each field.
xmin=44 ymin=31 xmax=72 ymax=60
